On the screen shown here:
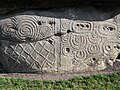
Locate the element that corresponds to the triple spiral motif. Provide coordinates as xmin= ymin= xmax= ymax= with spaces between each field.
xmin=0 ymin=13 xmax=119 ymax=72
xmin=0 ymin=16 xmax=54 ymax=42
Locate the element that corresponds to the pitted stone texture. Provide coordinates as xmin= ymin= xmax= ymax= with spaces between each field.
xmin=0 ymin=10 xmax=120 ymax=73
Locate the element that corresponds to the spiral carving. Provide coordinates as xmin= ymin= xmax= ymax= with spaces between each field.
xmin=15 ymin=16 xmax=39 ymax=41
xmin=0 ymin=16 xmax=54 ymax=42
xmin=0 ymin=11 xmax=120 ymax=73
xmin=0 ymin=19 xmax=16 ymax=38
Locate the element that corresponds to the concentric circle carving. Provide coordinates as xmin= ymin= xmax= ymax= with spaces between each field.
xmin=102 ymin=40 xmax=120 ymax=53
xmin=87 ymin=44 xmax=100 ymax=54
xmin=39 ymin=25 xmax=53 ymax=39
xmin=98 ymin=22 xmax=117 ymax=37
xmin=72 ymin=21 xmax=93 ymax=33
xmin=62 ymin=45 xmax=72 ymax=56
xmin=61 ymin=34 xmax=70 ymax=43
xmin=61 ymin=21 xmax=71 ymax=32
xmin=69 ymin=33 xmax=87 ymax=50
xmin=88 ymin=31 xmax=102 ymax=44
xmin=74 ymin=50 xmax=87 ymax=60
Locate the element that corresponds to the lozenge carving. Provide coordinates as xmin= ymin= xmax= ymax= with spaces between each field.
xmin=0 ymin=11 xmax=119 ymax=73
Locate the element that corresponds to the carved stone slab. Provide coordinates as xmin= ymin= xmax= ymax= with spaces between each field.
xmin=0 ymin=10 xmax=120 ymax=73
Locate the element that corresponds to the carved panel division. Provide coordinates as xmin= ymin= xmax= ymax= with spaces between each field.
xmin=0 ymin=11 xmax=119 ymax=73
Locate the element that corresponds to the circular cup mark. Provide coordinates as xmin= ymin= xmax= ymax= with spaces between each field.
xmin=49 ymin=21 xmax=55 ymax=25
xmin=38 ymin=21 xmax=42 ymax=25
xmin=109 ymin=27 xmax=114 ymax=31
xmin=76 ymin=24 xmax=79 ymax=27
xmin=80 ymin=24 xmax=84 ymax=27
xmin=117 ymin=45 xmax=120 ymax=49
xmin=67 ymin=30 xmax=71 ymax=33
xmin=86 ymin=24 xmax=89 ymax=28
xmin=93 ymin=58 xmax=96 ymax=61
xmin=66 ymin=48 xmax=70 ymax=53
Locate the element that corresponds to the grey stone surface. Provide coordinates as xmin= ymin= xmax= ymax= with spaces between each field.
xmin=0 ymin=7 xmax=120 ymax=73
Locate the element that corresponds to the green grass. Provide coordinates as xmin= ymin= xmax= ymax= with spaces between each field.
xmin=0 ymin=72 xmax=120 ymax=90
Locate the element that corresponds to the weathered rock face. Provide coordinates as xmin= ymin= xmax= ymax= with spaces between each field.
xmin=0 ymin=7 xmax=120 ymax=73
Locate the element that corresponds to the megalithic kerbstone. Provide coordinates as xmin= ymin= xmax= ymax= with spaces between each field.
xmin=0 ymin=10 xmax=120 ymax=73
